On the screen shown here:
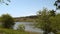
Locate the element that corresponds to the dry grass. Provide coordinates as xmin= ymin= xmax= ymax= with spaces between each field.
xmin=27 ymin=31 xmax=41 ymax=34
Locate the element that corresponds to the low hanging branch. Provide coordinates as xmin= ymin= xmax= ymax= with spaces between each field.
xmin=0 ymin=0 xmax=11 ymax=5
xmin=54 ymin=0 xmax=60 ymax=9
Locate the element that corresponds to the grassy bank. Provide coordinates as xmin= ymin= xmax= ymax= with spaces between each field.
xmin=0 ymin=28 xmax=28 ymax=34
xmin=0 ymin=28 xmax=40 ymax=34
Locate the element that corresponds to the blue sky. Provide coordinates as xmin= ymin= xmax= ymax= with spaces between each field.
xmin=0 ymin=0 xmax=56 ymax=17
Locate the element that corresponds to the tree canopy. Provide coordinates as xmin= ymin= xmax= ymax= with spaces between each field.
xmin=1 ymin=14 xmax=15 ymax=29
xmin=0 ymin=0 xmax=11 ymax=5
xmin=34 ymin=8 xmax=60 ymax=34
xmin=54 ymin=0 xmax=60 ymax=9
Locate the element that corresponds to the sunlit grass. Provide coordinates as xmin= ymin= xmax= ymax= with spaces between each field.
xmin=0 ymin=28 xmax=29 ymax=34
xmin=0 ymin=28 xmax=40 ymax=34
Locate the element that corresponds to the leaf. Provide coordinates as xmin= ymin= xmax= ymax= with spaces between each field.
xmin=7 ymin=0 xmax=11 ymax=2
xmin=5 ymin=3 xmax=9 ymax=5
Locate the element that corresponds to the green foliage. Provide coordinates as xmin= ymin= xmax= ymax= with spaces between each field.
xmin=1 ymin=14 xmax=15 ymax=29
xmin=17 ymin=24 xmax=25 ymax=31
xmin=54 ymin=0 xmax=60 ymax=9
xmin=36 ymin=8 xmax=50 ymax=29
xmin=35 ymin=9 xmax=50 ymax=34
xmin=35 ymin=8 xmax=58 ymax=34
xmin=49 ymin=14 xmax=60 ymax=31
xmin=0 ymin=28 xmax=29 ymax=34
xmin=49 ymin=10 xmax=56 ymax=17
xmin=0 ymin=0 xmax=11 ymax=5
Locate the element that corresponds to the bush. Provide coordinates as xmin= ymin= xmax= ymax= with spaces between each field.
xmin=17 ymin=24 xmax=25 ymax=31
xmin=1 ymin=14 xmax=15 ymax=29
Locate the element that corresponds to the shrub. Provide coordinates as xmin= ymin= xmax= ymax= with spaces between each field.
xmin=1 ymin=14 xmax=15 ymax=29
xmin=17 ymin=24 xmax=25 ymax=31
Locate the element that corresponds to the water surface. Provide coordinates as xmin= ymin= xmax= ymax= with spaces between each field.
xmin=13 ymin=22 xmax=43 ymax=33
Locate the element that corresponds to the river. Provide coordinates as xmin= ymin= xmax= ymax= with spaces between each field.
xmin=13 ymin=22 xmax=43 ymax=33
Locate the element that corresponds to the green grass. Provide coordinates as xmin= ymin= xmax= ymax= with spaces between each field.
xmin=0 ymin=28 xmax=29 ymax=34
xmin=0 ymin=28 xmax=40 ymax=34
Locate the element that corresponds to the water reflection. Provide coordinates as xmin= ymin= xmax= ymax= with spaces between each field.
xmin=13 ymin=22 xmax=43 ymax=33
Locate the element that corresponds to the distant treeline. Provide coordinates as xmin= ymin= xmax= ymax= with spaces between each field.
xmin=14 ymin=15 xmax=38 ymax=22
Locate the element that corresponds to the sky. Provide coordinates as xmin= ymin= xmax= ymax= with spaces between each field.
xmin=0 ymin=0 xmax=56 ymax=17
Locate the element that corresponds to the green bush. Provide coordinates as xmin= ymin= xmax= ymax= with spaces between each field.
xmin=1 ymin=14 xmax=15 ymax=29
xmin=17 ymin=24 xmax=25 ymax=31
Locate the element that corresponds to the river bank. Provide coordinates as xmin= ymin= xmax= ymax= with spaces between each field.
xmin=14 ymin=15 xmax=38 ymax=22
xmin=0 ymin=28 xmax=41 ymax=34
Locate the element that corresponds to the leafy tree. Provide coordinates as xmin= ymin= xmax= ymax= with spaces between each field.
xmin=1 ymin=14 xmax=15 ymax=29
xmin=49 ymin=14 xmax=60 ymax=34
xmin=49 ymin=10 xmax=56 ymax=17
xmin=35 ymin=8 xmax=56 ymax=34
xmin=35 ymin=8 xmax=50 ymax=34
xmin=54 ymin=0 xmax=60 ymax=9
xmin=0 ymin=0 xmax=11 ymax=5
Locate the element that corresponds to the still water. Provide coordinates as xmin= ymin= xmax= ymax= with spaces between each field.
xmin=13 ymin=22 xmax=43 ymax=33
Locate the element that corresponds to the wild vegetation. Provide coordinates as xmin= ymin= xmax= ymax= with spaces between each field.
xmin=1 ymin=14 xmax=15 ymax=29
xmin=0 ymin=14 xmax=40 ymax=34
xmin=17 ymin=24 xmax=25 ymax=31
xmin=14 ymin=15 xmax=38 ymax=22
xmin=0 ymin=0 xmax=60 ymax=34
xmin=0 ymin=0 xmax=11 ymax=5
xmin=0 ymin=28 xmax=29 ymax=34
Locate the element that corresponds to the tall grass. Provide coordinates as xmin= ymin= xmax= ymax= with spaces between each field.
xmin=0 ymin=28 xmax=29 ymax=34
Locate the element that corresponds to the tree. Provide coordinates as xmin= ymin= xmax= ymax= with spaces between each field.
xmin=1 ymin=14 xmax=15 ymax=29
xmin=49 ymin=10 xmax=56 ymax=17
xmin=35 ymin=8 xmax=56 ymax=34
xmin=0 ymin=0 xmax=11 ymax=5
xmin=54 ymin=0 xmax=60 ymax=9
xmin=49 ymin=14 xmax=60 ymax=34
xmin=35 ymin=8 xmax=50 ymax=34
